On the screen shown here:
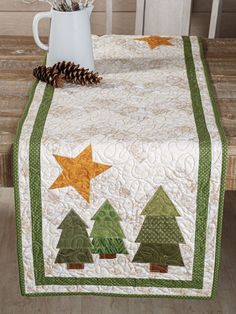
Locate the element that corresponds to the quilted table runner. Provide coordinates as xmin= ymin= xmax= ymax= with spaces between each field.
xmin=14 ymin=36 xmax=227 ymax=298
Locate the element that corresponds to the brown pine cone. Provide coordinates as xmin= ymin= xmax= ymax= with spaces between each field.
xmin=52 ymin=61 xmax=103 ymax=86
xmin=33 ymin=66 xmax=65 ymax=88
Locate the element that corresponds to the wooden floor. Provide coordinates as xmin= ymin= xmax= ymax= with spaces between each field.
xmin=0 ymin=189 xmax=235 ymax=314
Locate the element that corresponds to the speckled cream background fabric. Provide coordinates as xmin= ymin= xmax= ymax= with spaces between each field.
xmin=17 ymin=36 xmax=223 ymax=297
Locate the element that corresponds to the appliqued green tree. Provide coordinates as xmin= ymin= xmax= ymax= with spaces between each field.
xmin=133 ymin=186 xmax=185 ymax=273
xmin=91 ymin=200 xmax=128 ymax=259
xmin=55 ymin=209 xmax=93 ymax=269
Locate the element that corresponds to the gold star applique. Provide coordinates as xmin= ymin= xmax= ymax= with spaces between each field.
xmin=50 ymin=145 xmax=111 ymax=203
xmin=135 ymin=36 xmax=173 ymax=49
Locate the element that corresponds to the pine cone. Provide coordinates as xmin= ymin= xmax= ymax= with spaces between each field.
xmin=33 ymin=66 xmax=65 ymax=88
xmin=52 ymin=61 xmax=103 ymax=86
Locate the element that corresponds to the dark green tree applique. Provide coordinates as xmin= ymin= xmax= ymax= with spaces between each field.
xmin=133 ymin=186 xmax=185 ymax=273
xmin=91 ymin=200 xmax=128 ymax=259
xmin=55 ymin=209 xmax=93 ymax=270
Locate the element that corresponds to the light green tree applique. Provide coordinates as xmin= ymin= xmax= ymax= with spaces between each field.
xmin=91 ymin=200 xmax=128 ymax=259
xmin=133 ymin=186 xmax=185 ymax=273
xmin=55 ymin=209 xmax=93 ymax=270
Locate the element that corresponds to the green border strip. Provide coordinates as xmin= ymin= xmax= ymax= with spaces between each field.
xmin=29 ymin=84 xmax=55 ymax=282
xmin=13 ymin=80 xmax=39 ymax=295
xmin=197 ymin=38 xmax=228 ymax=298
xmin=14 ymin=36 xmax=227 ymax=298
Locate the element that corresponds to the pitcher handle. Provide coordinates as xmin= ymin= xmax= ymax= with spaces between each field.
xmin=33 ymin=11 xmax=52 ymax=51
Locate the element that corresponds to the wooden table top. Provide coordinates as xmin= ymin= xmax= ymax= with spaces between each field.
xmin=0 ymin=36 xmax=235 ymax=190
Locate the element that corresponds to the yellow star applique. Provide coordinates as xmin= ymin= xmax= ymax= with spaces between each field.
xmin=135 ymin=36 xmax=173 ymax=49
xmin=50 ymin=145 xmax=111 ymax=203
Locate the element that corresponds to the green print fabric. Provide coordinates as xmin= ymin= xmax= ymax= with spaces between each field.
xmin=142 ymin=186 xmax=180 ymax=217
xmin=133 ymin=186 xmax=185 ymax=267
xmin=56 ymin=209 xmax=93 ymax=264
xmin=92 ymin=200 xmax=122 ymax=221
xmin=92 ymin=238 xmax=128 ymax=254
xmin=55 ymin=248 xmax=94 ymax=264
xmin=133 ymin=244 xmax=185 ymax=266
xmin=90 ymin=221 xmax=125 ymax=238
xmin=56 ymin=227 xmax=92 ymax=249
xmin=91 ymin=200 xmax=128 ymax=255
xmin=136 ymin=217 xmax=184 ymax=244
xmin=59 ymin=209 xmax=89 ymax=228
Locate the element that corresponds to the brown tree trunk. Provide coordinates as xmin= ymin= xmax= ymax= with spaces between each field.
xmin=150 ymin=264 xmax=168 ymax=273
xmin=99 ymin=253 xmax=116 ymax=259
xmin=67 ymin=263 xmax=84 ymax=270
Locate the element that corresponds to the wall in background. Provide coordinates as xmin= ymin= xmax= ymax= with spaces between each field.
xmin=0 ymin=0 xmax=235 ymax=37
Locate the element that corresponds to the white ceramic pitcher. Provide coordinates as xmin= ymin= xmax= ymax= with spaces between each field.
xmin=33 ymin=7 xmax=95 ymax=71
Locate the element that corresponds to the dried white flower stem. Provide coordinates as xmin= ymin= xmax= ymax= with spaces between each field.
xmin=36 ymin=0 xmax=94 ymax=11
